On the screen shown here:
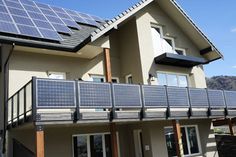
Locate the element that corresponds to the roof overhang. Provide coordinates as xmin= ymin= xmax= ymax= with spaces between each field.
xmin=154 ymin=53 xmax=207 ymax=67
xmin=156 ymin=0 xmax=223 ymax=61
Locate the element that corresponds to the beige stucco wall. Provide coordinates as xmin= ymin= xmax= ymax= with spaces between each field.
xmin=8 ymin=50 xmax=121 ymax=96
xmin=7 ymin=119 xmax=218 ymax=157
xmin=135 ymin=2 xmax=207 ymax=88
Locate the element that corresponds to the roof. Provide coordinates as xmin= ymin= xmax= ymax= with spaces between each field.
xmin=0 ymin=0 xmax=223 ymax=61
xmin=0 ymin=0 xmax=104 ymax=51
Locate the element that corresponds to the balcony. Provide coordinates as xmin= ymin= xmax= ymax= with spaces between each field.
xmin=7 ymin=78 xmax=236 ymax=128
xmin=154 ymin=53 xmax=207 ymax=67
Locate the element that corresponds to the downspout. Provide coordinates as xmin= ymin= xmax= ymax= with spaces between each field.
xmin=2 ymin=43 xmax=15 ymax=154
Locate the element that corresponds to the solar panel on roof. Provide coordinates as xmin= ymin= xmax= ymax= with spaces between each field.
xmin=51 ymin=6 xmax=65 ymax=13
xmin=12 ymin=15 xmax=34 ymax=26
xmin=28 ymin=11 xmax=46 ymax=21
xmin=23 ymin=4 xmax=41 ymax=13
xmin=56 ymin=12 xmax=72 ymax=20
xmin=40 ymin=8 xmax=57 ymax=17
xmin=0 ymin=12 xmax=13 ymax=22
xmin=35 ymin=2 xmax=50 ymax=10
xmin=0 ymin=5 xmax=9 ymax=13
xmin=33 ymin=19 xmax=54 ymax=30
xmin=0 ymin=21 xmax=18 ymax=34
xmin=0 ymin=0 xmax=104 ymax=41
xmin=45 ymin=15 xmax=63 ymax=24
xmin=5 ymin=1 xmax=23 ymax=9
xmin=8 ymin=7 xmax=28 ymax=16
xmin=39 ymin=28 xmax=62 ymax=41
xmin=70 ymin=15 xmax=87 ymax=24
xmin=17 ymin=24 xmax=41 ymax=37
xmin=51 ymin=23 xmax=71 ymax=34
xmin=62 ymin=19 xmax=81 ymax=29
xmin=20 ymin=0 xmax=35 ymax=6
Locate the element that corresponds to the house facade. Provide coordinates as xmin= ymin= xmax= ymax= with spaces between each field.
xmin=0 ymin=0 xmax=234 ymax=157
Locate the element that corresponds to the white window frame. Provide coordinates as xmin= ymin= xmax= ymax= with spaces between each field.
xmin=72 ymin=132 xmax=120 ymax=157
xmin=125 ymin=74 xmax=133 ymax=84
xmin=175 ymin=47 xmax=186 ymax=56
xmin=47 ymin=71 xmax=66 ymax=79
xmin=164 ymin=125 xmax=202 ymax=157
xmin=151 ymin=24 xmax=186 ymax=56
xmin=90 ymin=75 xmax=120 ymax=83
xmin=157 ymin=71 xmax=190 ymax=87
xmin=90 ymin=75 xmax=106 ymax=82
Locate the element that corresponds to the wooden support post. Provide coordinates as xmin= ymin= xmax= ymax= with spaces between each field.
xmin=104 ymin=48 xmax=112 ymax=83
xmin=172 ymin=120 xmax=183 ymax=157
xmin=110 ymin=123 xmax=118 ymax=157
xmin=228 ymin=119 xmax=234 ymax=136
xmin=36 ymin=126 xmax=45 ymax=157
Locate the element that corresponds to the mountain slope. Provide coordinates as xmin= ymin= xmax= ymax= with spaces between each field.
xmin=206 ymin=76 xmax=236 ymax=90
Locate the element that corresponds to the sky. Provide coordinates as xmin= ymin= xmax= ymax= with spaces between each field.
xmin=34 ymin=0 xmax=236 ymax=77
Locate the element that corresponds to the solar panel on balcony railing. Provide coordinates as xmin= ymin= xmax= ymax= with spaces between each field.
xmin=0 ymin=0 xmax=104 ymax=41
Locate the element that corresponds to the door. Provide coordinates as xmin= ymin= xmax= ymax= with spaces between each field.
xmin=133 ymin=130 xmax=144 ymax=157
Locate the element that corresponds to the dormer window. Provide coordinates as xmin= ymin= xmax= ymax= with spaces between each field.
xmin=151 ymin=25 xmax=186 ymax=56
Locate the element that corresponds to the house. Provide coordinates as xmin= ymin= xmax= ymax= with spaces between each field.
xmin=0 ymin=0 xmax=235 ymax=157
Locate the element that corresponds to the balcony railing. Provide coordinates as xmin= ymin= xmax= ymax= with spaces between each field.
xmin=7 ymin=77 xmax=236 ymax=126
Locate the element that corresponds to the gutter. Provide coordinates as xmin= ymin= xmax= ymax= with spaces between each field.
xmin=2 ymin=43 xmax=14 ymax=154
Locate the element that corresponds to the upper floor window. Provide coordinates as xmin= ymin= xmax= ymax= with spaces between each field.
xmin=164 ymin=125 xmax=201 ymax=157
xmin=157 ymin=72 xmax=188 ymax=87
xmin=48 ymin=72 xmax=66 ymax=79
xmin=151 ymin=26 xmax=186 ymax=56
xmin=125 ymin=74 xmax=133 ymax=84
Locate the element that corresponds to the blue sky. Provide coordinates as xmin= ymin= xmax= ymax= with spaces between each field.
xmin=35 ymin=0 xmax=236 ymax=77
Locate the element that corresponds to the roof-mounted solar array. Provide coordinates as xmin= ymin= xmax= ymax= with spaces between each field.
xmin=0 ymin=0 xmax=104 ymax=41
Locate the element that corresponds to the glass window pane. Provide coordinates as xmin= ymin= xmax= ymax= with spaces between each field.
xmin=48 ymin=73 xmax=66 ymax=79
xmin=157 ymin=73 xmax=167 ymax=86
xmin=167 ymin=74 xmax=178 ymax=86
xmin=181 ymin=127 xmax=189 ymax=155
xmin=164 ymin=128 xmax=176 ymax=157
xmin=178 ymin=75 xmax=188 ymax=87
xmin=187 ymin=127 xmax=199 ymax=154
xmin=92 ymin=77 xmax=105 ymax=82
xmin=90 ymin=135 xmax=103 ymax=157
xmin=74 ymin=136 xmax=88 ymax=157
xmin=105 ymin=134 xmax=112 ymax=157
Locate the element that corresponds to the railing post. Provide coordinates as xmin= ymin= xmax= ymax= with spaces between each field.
xmin=205 ymin=88 xmax=211 ymax=117
xmin=222 ymin=90 xmax=228 ymax=117
xmin=32 ymin=77 xmax=37 ymax=122
xmin=75 ymin=80 xmax=80 ymax=122
xmin=165 ymin=85 xmax=170 ymax=118
xmin=17 ymin=92 xmax=20 ymax=124
xmin=140 ymin=84 xmax=145 ymax=120
xmin=228 ymin=119 xmax=234 ymax=136
xmin=11 ymin=98 xmax=13 ymax=126
xmin=110 ymin=83 xmax=115 ymax=121
xmin=24 ymin=86 xmax=27 ymax=122
xmin=186 ymin=87 xmax=191 ymax=117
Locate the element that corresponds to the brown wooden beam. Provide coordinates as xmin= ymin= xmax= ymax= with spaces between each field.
xmin=172 ymin=120 xmax=183 ymax=157
xmin=36 ymin=126 xmax=45 ymax=157
xmin=110 ymin=123 xmax=118 ymax=157
xmin=228 ymin=119 xmax=234 ymax=136
xmin=213 ymin=118 xmax=229 ymax=127
xmin=231 ymin=117 xmax=236 ymax=124
xmin=104 ymin=48 xmax=112 ymax=83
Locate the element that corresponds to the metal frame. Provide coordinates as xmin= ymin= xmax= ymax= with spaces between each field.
xmin=7 ymin=77 xmax=236 ymax=127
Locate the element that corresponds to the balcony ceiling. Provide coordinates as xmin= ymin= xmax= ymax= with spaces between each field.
xmin=154 ymin=53 xmax=207 ymax=67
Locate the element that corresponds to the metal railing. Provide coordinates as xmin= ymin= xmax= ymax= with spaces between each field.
xmin=7 ymin=77 xmax=236 ymax=124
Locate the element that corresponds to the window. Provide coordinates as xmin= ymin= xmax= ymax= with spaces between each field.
xmin=125 ymin=74 xmax=133 ymax=84
xmin=164 ymin=126 xmax=201 ymax=157
xmin=73 ymin=133 xmax=118 ymax=157
xmin=91 ymin=75 xmax=119 ymax=83
xmin=157 ymin=72 xmax=188 ymax=87
xmin=91 ymin=75 xmax=105 ymax=83
xmin=48 ymin=72 xmax=66 ymax=79
xmin=151 ymin=26 xmax=186 ymax=56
